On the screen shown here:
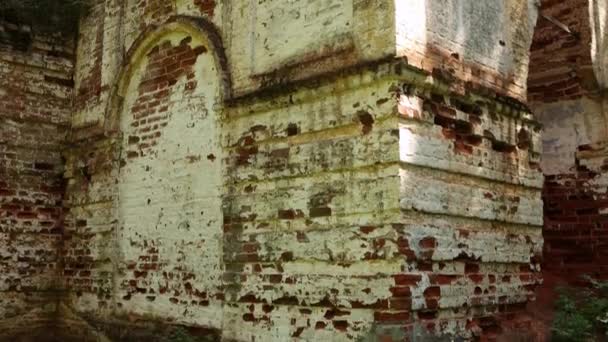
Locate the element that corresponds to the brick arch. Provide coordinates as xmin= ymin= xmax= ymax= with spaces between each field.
xmin=104 ymin=15 xmax=231 ymax=133
xmin=106 ymin=14 xmax=227 ymax=328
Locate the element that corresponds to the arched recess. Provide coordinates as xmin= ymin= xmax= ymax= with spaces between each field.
xmin=106 ymin=16 xmax=229 ymax=327
xmin=105 ymin=16 xmax=231 ymax=132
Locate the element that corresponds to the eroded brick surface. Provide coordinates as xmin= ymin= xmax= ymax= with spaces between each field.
xmin=543 ymin=158 xmax=608 ymax=282
xmin=0 ymin=20 xmax=74 ymax=338
xmin=396 ymin=0 xmax=539 ymax=102
xmin=0 ymin=0 xmax=572 ymax=341
xmin=528 ymin=0 xmax=596 ymax=104
xmin=529 ymin=0 xmax=606 ymax=287
xmin=525 ymin=0 xmax=608 ymax=337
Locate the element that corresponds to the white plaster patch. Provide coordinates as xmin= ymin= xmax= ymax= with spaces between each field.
xmin=535 ymin=98 xmax=606 ymax=175
xmin=116 ymin=33 xmax=224 ymax=325
xmin=250 ymin=0 xmax=353 ymax=74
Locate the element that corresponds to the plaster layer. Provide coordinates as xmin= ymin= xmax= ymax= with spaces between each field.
xmin=2 ymin=0 xmax=549 ymax=340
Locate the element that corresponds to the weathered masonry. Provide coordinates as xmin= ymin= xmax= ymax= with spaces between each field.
xmin=527 ymin=0 xmax=608 ymax=325
xmin=0 ymin=0 xmax=606 ymax=341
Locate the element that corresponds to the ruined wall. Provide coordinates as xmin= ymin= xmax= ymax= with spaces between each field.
xmin=113 ymin=26 xmax=224 ymax=328
xmin=528 ymin=0 xmax=608 ymax=289
xmin=396 ymin=77 xmax=543 ymax=340
xmin=219 ymin=62 xmax=542 ymax=342
xmin=0 ymin=21 xmax=74 ymax=339
xmin=63 ymin=14 xmax=226 ymax=342
xmin=60 ymin=1 xmax=544 ymax=341
xmin=542 ymin=148 xmax=608 ymax=284
xmin=72 ymin=0 xmax=222 ymax=129
xmin=396 ymin=0 xmax=539 ymax=102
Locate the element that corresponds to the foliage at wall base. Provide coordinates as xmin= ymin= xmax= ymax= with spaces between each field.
xmin=552 ymin=277 xmax=608 ymax=342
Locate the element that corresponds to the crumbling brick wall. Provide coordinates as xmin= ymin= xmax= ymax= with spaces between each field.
xmin=219 ymin=66 xmax=543 ymax=341
xmin=62 ymin=11 xmax=228 ymax=342
xmin=4 ymin=0 xmax=548 ymax=341
xmin=529 ymin=0 xmax=606 ymax=286
xmin=528 ymin=0 xmax=596 ymax=103
xmin=526 ymin=1 xmax=608 ymax=335
xmin=543 ymin=156 xmax=608 ymax=283
xmin=396 ymin=82 xmax=543 ymax=341
xmin=0 ymin=21 xmax=74 ymax=339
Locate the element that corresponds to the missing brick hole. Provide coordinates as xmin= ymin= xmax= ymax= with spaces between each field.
xmin=286 ymin=123 xmax=299 ymax=136
xmin=81 ymin=165 xmax=92 ymax=182
xmin=577 ymin=144 xmax=593 ymax=152
xmin=431 ymin=93 xmax=445 ymax=104
xmin=44 ymin=75 xmax=74 ymax=87
xmin=454 ymin=121 xmax=472 ymax=136
xmin=434 ymin=115 xmax=473 ymax=136
xmin=434 ymin=115 xmax=453 ymax=129
xmin=466 ymin=135 xmax=483 ymax=146
xmin=34 ymin=162 xmax=54 ymax=171
xmin=357 ymin=110 xmax=374 ymax=135
xmin=450 ymin=98 xmax=483 ymax=116
xmin=517 ymin=129 xmax=531 ymax=150
xmin=491 ymin=140 xmax=516 ymax=154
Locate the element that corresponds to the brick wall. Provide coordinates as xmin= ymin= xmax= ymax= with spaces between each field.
xmin=73 ymin=1 xmax=105 ymax=116
xmin=529 ymin=0 xmax=605 ymax=287
xmin=395 ymin=71 xmax=543 ymax=340
xmin=526 ymin=0 xmax=608 ymax=335
xmin=220 ymin=65 xmax=543 ymax=340
xmin=543 ymin=155 xmax=608 ymax=283
xmin=10 ymin=0 xmax=548 ymax=341
xmin=528 ymin=0 xmax=597 ymax=104
xmin=62 ymin=18 xmax=227 ymax=341
xmin=396 ymin=0 xmax=538 ymax=103
xmin=0 ymin=21 xmax=74 ymax=340
xmin=63 ymin=61 xmax=544 ymax=342
xmin=219 ymin=65 xmax=404 ymax=341
xmin=72 ymin=0 xmax=219 ymax=128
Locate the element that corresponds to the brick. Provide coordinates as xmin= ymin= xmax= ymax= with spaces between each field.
xmin=0 ymin=1 xmax=552 ymax=341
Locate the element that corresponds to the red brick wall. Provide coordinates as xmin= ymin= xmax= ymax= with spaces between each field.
xmin=524 ymin=2 xmax=607 ymax=337
xmin=529 ymin=0 xmax=604 ymax=283
xmin=61 ymin=140 xmax=118 ymax=304
xmin=528 ymin=0 xmax=597 ymax=103
xmin=543 ymin=152 xmax=608 ymax=283
xmin=124 ymin=37 xmax=206 ymax=160
xmin=0 ymin=21 xmax=74 ymax=337
xmin=526 ymin=2 xmax=608 ymax=337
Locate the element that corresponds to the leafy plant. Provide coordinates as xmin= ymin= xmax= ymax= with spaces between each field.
xmin=552 ymin=276 xmax=608 ymax=342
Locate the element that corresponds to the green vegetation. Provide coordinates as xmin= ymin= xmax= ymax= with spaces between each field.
xmin=166 ymin=327 xmax=217 ymax=342
xmin=552 ymin=276 xmax=608 ymax=342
